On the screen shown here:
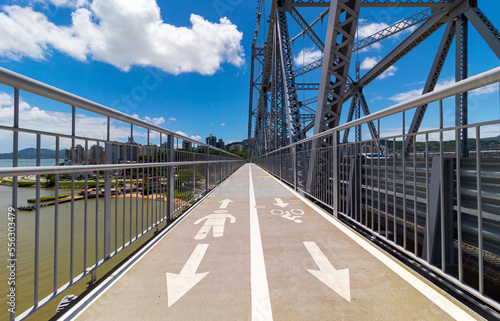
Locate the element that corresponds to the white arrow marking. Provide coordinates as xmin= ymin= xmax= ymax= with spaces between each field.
xmin=304 ymin=241 xmax=351 ymax=302
xmin=166 ymin=244 xmax=209 ymax=307
xmin=273 ymin=198 xmax=289 ymax=208
xmin=219 ymin=199 xmax=234 ymax=209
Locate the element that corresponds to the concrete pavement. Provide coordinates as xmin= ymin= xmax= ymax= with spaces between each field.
xmin=62 ymin=164 xmax=482 ymax=321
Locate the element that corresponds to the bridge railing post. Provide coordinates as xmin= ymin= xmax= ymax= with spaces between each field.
xmin=292 ymin=146 xmax=297 ymax=190
xmin=206 ymin=146 xmax=210 ymax=191
xmin=103 ymin=118 xmax=112 ymax=260
xmin=333 ymin=130 xmax=339 ymax=218
xmin=167 ymin=133 xmax=175 ymax=223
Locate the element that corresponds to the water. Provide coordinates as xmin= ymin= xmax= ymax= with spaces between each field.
xmin=0 ymin=159 xmax=63 ymax=167
xmin=0 ymin=184 xmax=162 ymax=320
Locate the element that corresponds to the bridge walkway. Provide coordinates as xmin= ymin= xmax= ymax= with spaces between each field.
xmin=61 ymin=164 xmax=481 ymax=320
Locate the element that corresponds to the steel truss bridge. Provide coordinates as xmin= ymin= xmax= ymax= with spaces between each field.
xmin=1 ymin=0 xmax=500 ymax=320
xmin=248 ymin=0 xmax=500 ymax=315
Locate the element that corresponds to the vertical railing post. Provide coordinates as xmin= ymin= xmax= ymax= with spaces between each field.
xmin=292 ymin=145 xmax=297 ymax=190
xmin=103 ymin=117 xmax=112 ymax=259
xmin=279 ymin=149 xmax=282 ymax=180
xmin=206 ymin=145 xmax=210 ymax=191
xmin=333 ymin=130 xmax=339 ymax=218
xmin=103 ymin=146 xmax=112 ymax=259
xmin=10 ymin=88 xmax=19 ymax=321
xmin=167 ymin=133 xmax=175 ymax=223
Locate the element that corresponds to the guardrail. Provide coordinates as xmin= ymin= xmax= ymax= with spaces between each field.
xmin=254 ymin=67 xmax=500 ymax=312
xmin=0 ymin=67 xmax=245 ymax=320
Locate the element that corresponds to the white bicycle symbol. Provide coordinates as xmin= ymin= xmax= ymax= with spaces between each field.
xmin=271 ymin=208 xmax=304 ymax=223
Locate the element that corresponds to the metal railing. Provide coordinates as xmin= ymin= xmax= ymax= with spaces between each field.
xmin=254 ymin=66 xmax=500 ymax=312
xmin=0 ymin=67 xmax=245 ymax=320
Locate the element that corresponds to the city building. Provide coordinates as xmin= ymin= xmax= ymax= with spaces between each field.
xmin=216 ymin=139 xmax=224 ymax=150
xmin=120 ymin=136 xmax=139 ymax=162
xmin=206 ymin=134 xmax=217 ymax=146
xmin=230 ymin=144 xmax=244 ymax=152
xmin=89 ymin=144 xmax=105 ymax=164
xmin=182 ymin=141 xmax=192 ymax=150
xmin=108 ymin=143 xmax=120 ymax=163
xmin=65 ymin=144 xmax=85 ymax=164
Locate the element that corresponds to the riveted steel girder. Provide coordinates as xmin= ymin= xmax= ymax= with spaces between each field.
xmin=314 ymin=0 xmax=362 ymax=134
xmin=277 ymin=5 xmax=305 ymax=144
xmin=290 ymin=8 xmax=325 ymax=52
xmin=292 ymin=0 xmax=453 ymax=7
xmin=345 ymin=9 xmax=449 ymax=103
xmin=464 ymin=6 xmax=500 ymax=60
xmin=404 ymin=20 xmax=455 ymax=156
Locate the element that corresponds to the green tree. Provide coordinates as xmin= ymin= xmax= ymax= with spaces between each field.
xmin=175 ymin=168 xmax=203 ymax=192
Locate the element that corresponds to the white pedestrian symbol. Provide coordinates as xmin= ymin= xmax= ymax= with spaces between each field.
xmin=271 ymin=208 xmax=304 ymax=223
xmin=194 ymin=210 xmax=236 ymax=240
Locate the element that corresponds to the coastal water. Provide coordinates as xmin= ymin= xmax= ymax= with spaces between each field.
xmin=0 ymin=183 xmax=161 ymax=320
xmin=0 ymin=159 xmax=64 ymax=167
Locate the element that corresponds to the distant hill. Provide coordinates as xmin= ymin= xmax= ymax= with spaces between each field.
xmin=0 ymin=148 xmax=63 ymax=159
xmin=226 ymin=139 xmax=249 ymax=149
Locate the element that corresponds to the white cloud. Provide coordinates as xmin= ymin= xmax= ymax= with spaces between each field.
xmin=294 ymin=47 xmax=322 ymax=67
xmin=0 ymin=0 xmax=244 ymax=75
xmin=33 ymin=0 xmax=89 ymax=8
xmin=190 ymin=135 xmax=202 ymax=141
xmin=144 ymin=116 xmax=165 ymax=126
xmin=169 ymin=116 xmax=176 ymax=122
xmin=220 ymin=122 xmax=225 ymax=127
xmin=356 ymin=18 xmax=417 ymax=52
xmin=175 ymin=131 xmax=201 ymax=142
xmin=388 ymin=78 xmax=456 ymax=103
xmin=470 ymin=83 xmax=498 ymax=96
xmin=387 ymin=88 xmax=421 ymax=103
xmin=360 ymin=56 xmax=378 ymax=70
xmin=358 ymin=21 xmax=389 ymax=39
xmin=0 ymin=92 xmax=134 ymax=150
xmin=360 ymin=56 xmax=397 ymax=79
xmin=379 ymin=65 xmax=397 ymax=79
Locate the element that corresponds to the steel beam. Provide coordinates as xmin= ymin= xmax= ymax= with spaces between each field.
xmin=290 ymin=8 xmax=325 ymax=52
xmin=404 ymin=20 xmax=455 ymax=156
xmin=342 ymin=96 xmax=358 ymax=144
xmin=353 ymin=8 xmax=433 ymax=52
xmin=314 ymin=0 xmax=361 ymax=134
xmin=345 ymin=9 xmax=448 ymax=102
xmin=297 ymin=83 xmax=320 ymax=90
xmin=277 ymin=4 xmax=307 ymax=188
xmin=291 ymin=8 xmax=329 ymax=42
xmin=277 ymin=6 xmax=304 ymax=144
xmin=292 ymin=0 xmax=453 ymax=7
xmin=357 ymin=90 xmax=379 ymax=140
xmin=455 ymin=13 xmax=468 ymax=157
xmin=464 ymin=6 xmax=500 ymax=59
xmin=294 ymin=58 xmax=323 ymax=77
xmin=248 ymin=45 xmax=257 ymax=160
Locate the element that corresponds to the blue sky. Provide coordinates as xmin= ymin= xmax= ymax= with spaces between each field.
xmin=0 ymin=0 xmax=499 ymax=151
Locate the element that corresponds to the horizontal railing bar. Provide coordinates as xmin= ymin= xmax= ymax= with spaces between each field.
xmin=261 ymin=67 xmax=500 ymax=154
xmin=0 ymin=160 xmax=243 ymax=176
xmin=0 ymin=67 xmax=237 ymax=157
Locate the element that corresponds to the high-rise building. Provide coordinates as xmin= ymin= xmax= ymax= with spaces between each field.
xmin=89 ymin=145 xmax=105 ymax=164
xmin=120 ymin=136 xmax=139 ymax=162
xmin=216 ymin=139 xmax=225 ymax=150
xmin=65 ymin=144 xmax=85 ymax=164
xmin=107 ymin=143 xmax=120 ymax=163
xmin=206 ymin=134 xmax=217 ymax=146
xmin=182 ymin=141 xmax=192 ymax=150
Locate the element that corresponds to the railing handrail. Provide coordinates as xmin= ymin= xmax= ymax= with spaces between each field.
xmin=0 ymin=159 xmax=243 ymax=177
xmin=259 ymin=66 xmax=500 ymax=154
xmin=0 ymin=66 xmax=234 ymax=156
